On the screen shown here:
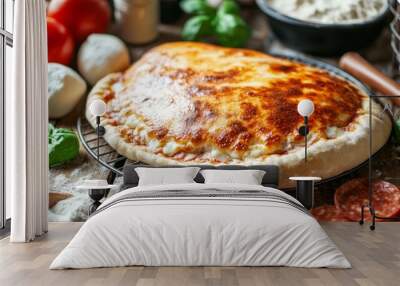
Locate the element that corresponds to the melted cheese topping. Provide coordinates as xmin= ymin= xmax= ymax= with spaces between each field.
xmin=100 ymin=42 xmax=366 ymax=163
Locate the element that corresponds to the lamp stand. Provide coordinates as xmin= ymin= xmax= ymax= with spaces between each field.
xmin=95 ymin=116 xmax=106 ymax=160
xmin=298 ymin=116 xmax=309 ymax=162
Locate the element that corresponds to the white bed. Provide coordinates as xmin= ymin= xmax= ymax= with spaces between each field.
xmin=50 ymin=183 xmax=350 ymax=269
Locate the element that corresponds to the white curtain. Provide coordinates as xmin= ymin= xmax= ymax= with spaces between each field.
xmin=7 ymin=0 xmax=48 ymax=242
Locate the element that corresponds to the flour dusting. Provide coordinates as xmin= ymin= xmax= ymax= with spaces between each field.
xmin=49 ymin=160 xmax=122 ymax=221
xmin=266 ymin=0 xmax=387 ymax=24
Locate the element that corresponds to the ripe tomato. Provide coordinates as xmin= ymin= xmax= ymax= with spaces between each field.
xmin=48 ymin=0 xmax=111 ymax=43
xmin=47 ymin=17 xmax=75 ymax=65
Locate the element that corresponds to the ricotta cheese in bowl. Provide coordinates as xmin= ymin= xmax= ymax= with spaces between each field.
xmin=266 ymin=0 xmax=388 ymax=24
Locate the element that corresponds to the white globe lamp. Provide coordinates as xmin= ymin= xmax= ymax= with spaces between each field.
xmin=297 ymin=99 xmax=314 ymax=117
xmin=297 ymin=99 xmax=315 ymax=162
xmin=90 ymin=99 xmax=107 ymax=117
xmin=89 ymin=100 xmax=107 ymax=159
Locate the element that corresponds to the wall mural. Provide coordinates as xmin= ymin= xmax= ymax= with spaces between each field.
xmin=47 ymin=0 xmax=400 ymax=224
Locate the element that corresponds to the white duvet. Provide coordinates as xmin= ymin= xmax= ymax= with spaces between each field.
xmin=50 ymin=183 xmax=351 ymax=269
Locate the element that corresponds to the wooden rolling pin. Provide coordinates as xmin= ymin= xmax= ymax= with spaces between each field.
xmin=339 ymin=52 xmax=400 ymax=106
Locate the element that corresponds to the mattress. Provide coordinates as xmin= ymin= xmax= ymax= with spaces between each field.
xmin=50 ymin=183 xmax=351 ymax=269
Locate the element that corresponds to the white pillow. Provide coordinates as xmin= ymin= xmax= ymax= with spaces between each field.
xmin=200 ymin=169 xmax=266 ymax=185
xmin=135 ymin=167 xmax=201 ymax=186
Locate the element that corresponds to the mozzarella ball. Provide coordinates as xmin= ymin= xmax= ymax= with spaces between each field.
xmin=48 ymin=63 xmax=87 ymax=119
xmin=78 ymin=34 xmax=130 ymax=85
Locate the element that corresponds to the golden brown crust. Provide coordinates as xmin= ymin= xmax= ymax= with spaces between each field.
xmin=86 ymin=42 xmax=392 ymax=188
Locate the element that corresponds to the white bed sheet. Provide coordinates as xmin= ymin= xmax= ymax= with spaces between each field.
xmin=50 ymin=183 xmax=350 ymax=269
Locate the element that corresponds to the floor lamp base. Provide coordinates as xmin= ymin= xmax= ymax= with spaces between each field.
xmin=359 ymin=204 xmax=400 ymax=231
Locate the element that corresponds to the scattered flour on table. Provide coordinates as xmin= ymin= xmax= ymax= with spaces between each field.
xmin=49 ymin=161 xmax=122 ymax=222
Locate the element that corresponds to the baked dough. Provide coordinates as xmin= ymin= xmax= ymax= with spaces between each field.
xmin=86 ymin=42 xmax=391 ymax=188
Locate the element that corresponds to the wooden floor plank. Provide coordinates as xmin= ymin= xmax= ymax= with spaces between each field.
xmin=0 ymin=222 xmax=399 ymax=286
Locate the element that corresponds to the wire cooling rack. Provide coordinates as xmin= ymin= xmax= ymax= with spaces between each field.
xmin=77 ymin=114 xmax=380 ymax=192
xmin=77 ymin=117 xmax=139 ymax=176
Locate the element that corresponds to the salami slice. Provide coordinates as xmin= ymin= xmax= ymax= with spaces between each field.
xmin=334 ymin=178 xmax=400 ymax=221
xmin=311 ymin=205 xmax=349 ymax=222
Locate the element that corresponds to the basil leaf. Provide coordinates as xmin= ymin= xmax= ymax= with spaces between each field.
xmin=217 ymin=0 xmax=240 ymax=16
xmin=215 ymin=13 xmax=251 ymax=47
xmin=49 ymin=123 xmax=55 ymax=133
xmin=393 ymin=119 xmax=400 ymax=144
xmin=180 ymin=0 xmax=215 ymax=15
xmin=49 ymin=126 xmax=80 ymax=168
xmin=182 ymin=15 xmax=214 ymax=41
